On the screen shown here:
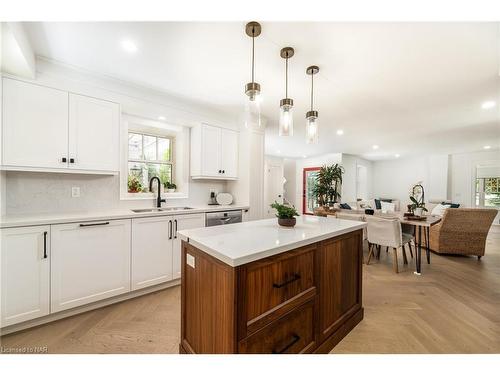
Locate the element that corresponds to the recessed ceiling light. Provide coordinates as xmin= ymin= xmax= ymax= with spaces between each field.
xmin=277 ymin=150 xmax=281 ymax=154
xmin=121 ymin=39 xmax=137 ymax=53
xmin=158 ymin=116 xmax=166 ymax=121
xmin=372 ymin=145 xmax=379 ymax=150
xmin=302 ymin=155 xmax=307 ymax=158
xmin=336 ymin=129 xmax=344 ymax=135
xmin=395 ymin=154 xmax=400 ymax=158
xmin=484 ymin=145 xmax=491 ymax=149
xmin=481 ymin=101 xmax=496 ymax=109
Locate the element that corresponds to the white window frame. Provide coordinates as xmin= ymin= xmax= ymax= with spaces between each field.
xmin=120 ymin=115 xmax=189 ymax=201
xmin=127 ymin=131 xmax=175 ymax=187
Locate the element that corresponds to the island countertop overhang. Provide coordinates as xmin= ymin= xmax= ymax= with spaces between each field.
xmin=178 ymin=215 xmax=366 ymax=267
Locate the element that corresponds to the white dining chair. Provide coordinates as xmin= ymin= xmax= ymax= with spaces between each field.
xmin=365 ymin=216 xmax=413 ymax=273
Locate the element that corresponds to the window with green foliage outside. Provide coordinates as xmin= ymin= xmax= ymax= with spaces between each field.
xmin=476 ymin=177 xmax=500 ymax=207
xmin=127 ymin=132 xmax=173 ymax=193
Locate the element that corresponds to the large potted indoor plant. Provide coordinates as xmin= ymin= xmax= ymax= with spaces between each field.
xmin=270 ymin=201 xmax=299 ymax=227
xmin=312 ymin=163 xmax=344 ymax=208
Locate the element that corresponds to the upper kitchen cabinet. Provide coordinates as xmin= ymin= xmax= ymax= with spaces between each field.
xmin=2 ymin=78 xmax=69 ymax=169
xmin=68 ymin=94 xmax=120 ymax=172
xmin=1 ymin=77 xmax=120 ymax=174
xmin=190 ymin=123 xmax=238 ymax=180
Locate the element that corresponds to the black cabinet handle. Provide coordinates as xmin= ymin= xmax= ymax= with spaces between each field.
xmin=222 ymin=170 xmax=225 ymax=174
xmin=174 ymin=220 xmax=178 ymax=239
xmin=168 ymin=220 xmax=173 ymax=240
xmin=218 ymin=170 xmax=222 ymax=173
xmin=273 ymin=273 xmax=301 ymax=288
xmin=69 ymin=158 xmax=75 ymax=164
xmin=272 ymin=334 xmax=300 ymax=354
xmin=79 ymin=222 xmax=110 ymax=227
xmin=61 ymin=157 xmax=67 ymax=163
xmin=43 ymin=231 xmax=48 ymax=259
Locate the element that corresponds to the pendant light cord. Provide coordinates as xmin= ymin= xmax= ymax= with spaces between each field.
xmin=310 ymin=72 xmax=314 ymax=111
xmin=251 ymin=29 xmax=255 ymax=84
xmin=285 ymin=54 xmax=288 ymax=98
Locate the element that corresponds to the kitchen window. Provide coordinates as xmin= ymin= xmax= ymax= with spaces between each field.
xmin=127 ymin=131 xmax=174 ymax=193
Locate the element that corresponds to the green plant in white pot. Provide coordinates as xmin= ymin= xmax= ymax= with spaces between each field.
xmin=410 ymin=196 xmax=427 ymax=217
xmin=164 ymin=181 xmax=177 ymax=193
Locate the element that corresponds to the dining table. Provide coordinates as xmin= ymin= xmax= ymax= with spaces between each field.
xmin=322 ymin=209 xmax=442 ymax=275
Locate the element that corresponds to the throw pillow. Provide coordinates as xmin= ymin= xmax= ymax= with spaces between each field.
xmin=441 ymin=201 xmax=460 ymax=208
xmin=339 ymin=203 xmax=352 ymax=209
xmin=380 ymin=201 xmax=396 ymax=213
xmin=431 ymin=203 xmax=451 ymax=217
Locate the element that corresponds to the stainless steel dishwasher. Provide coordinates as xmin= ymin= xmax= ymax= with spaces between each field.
xmin=205 ymin=210 xmax=243 ymax=227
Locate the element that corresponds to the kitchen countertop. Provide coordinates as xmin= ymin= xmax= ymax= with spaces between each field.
xmin=178 ymin=215 xmax=366 ymax=267
xmin=0 ymin=205 xmax=249 ymax=228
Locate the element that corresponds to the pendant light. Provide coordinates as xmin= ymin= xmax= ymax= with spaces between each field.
xmin=244 ymin=21 xmax=262 ymax=129
xmin=305 ymin=65 xmax=319 ymax=144
xmin=279 ymin=47 xmax=294 ymax=136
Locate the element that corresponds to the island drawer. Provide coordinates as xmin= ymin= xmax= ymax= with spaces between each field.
xmin=238 ymin=300 xmax=315 ymax=354
xmin=238 ymin=244 xmax=317 ymax=336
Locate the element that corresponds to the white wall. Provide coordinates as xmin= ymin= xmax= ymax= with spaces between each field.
xmin=263 ymin=156 xmax=284 ymax=217
xmin=3 ymin=58 xmax=238 ymax=215
xmin=372 ymin=155 xmax=449 ymax=206
xmin=341 ymin=154 xmax=373 ymax=203
xmin=283 ymin=158 xmax=296 ymax=206
xmin=372 ymin=150 xmax=500 ymax=208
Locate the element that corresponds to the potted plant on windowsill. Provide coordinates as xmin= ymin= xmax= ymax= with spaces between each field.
xmin=164 ymin=181 xmax=177 ymax=193
xmin=128 ymin=175 xmax=144 ymax=193
xmin=271 ymin=201 xmax=299 ymax=227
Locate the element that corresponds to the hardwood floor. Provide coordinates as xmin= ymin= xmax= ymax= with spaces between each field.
xmin=2 ymin=227 xmax=500 ymax=354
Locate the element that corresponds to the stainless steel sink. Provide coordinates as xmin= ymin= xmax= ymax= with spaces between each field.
xmin=131 ymin=207 xmax=194 ymax=213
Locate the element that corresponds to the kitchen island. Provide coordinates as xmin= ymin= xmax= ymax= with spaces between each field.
xmin=177 ymin=215 xmax=366 ymax=354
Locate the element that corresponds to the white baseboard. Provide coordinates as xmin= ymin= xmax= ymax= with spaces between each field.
xmin=0 ymin=279 xmax=180 ymax=336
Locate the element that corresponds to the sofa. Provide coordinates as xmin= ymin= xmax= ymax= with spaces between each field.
xmin=425 ymin=208 xmax=497 ymax=258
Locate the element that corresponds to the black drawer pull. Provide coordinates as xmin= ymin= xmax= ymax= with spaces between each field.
xmin=79 ymin=222 xmax=110 ymax=227
xmin=43 ymin=231 xmax=48 ymax=259
xmin=273 ymin=273 xmax=301 ymax=289
xmin=272 ymin=334 xmax=300 ymax=354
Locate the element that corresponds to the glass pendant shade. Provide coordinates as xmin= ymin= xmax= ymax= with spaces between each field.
xmin=279 ymin=103 xmax=293 ymax=136
xmin=243 ymin=92 xmax=262 ymax=129
xmin=305 ymin=113 xmax=319 ymax=144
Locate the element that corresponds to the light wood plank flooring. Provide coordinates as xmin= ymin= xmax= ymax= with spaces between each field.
xmin=2 ymin=227 xmax=500 ymax=354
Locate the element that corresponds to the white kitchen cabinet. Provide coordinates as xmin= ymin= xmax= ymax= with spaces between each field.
xmin=131 ymin=213 xmax=204 ymax=290
xmin=68 ymin=93 xmax=120 ymax=172
xmin=172 ymin=213 xmax=205 ymax=279
xmin=220 ymin=128 xmax=238 ymax=179
xmin=2 ymin=78 xmax=69 ymax=169
xmin=131 ymin=216 xmax=172 ymax=290
xmin=50 ymin=219 xmax=131 ymax=313
xmin=1 ymin=78 xmax=120 ymax=174
xmin=0 ymin=226 xmax=50 ymax=328
xmin=190 ymin=123 xmax=238 ymax=180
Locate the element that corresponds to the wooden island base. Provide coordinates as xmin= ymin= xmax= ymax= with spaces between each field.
xmin=180 ymin=229 xmax=364 ymax=354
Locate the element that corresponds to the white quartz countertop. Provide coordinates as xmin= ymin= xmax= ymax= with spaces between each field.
xmin=0 ymin=205 xmax=249 ymax=228
xmin=178 ymin=215 xmax=367 ymax=267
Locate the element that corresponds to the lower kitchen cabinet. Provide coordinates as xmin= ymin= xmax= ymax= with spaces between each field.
xmin=0 ymin=226 xmax=50 ymax=328
xmin=172 ymin=214 xmax=205 ymax=279
xmin=50 ymin=219 xmax=131 ymax=313
xmin=131 ymin=213 xmax=204 ymax=290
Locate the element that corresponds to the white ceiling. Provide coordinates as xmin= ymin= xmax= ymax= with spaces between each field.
xmin=23 ymin=22 xmax=500 ymax=160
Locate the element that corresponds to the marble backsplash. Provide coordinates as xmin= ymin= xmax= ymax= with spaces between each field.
xmin=5 ymin=171 xmax=226 ymax=215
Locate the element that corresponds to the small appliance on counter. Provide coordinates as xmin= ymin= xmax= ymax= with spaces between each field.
xmin=208 ymin=191 xmax=218 ymax=205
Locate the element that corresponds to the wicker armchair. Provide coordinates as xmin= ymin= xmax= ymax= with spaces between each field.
xmin=428 ymin=208 xmax=497 ymax=258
